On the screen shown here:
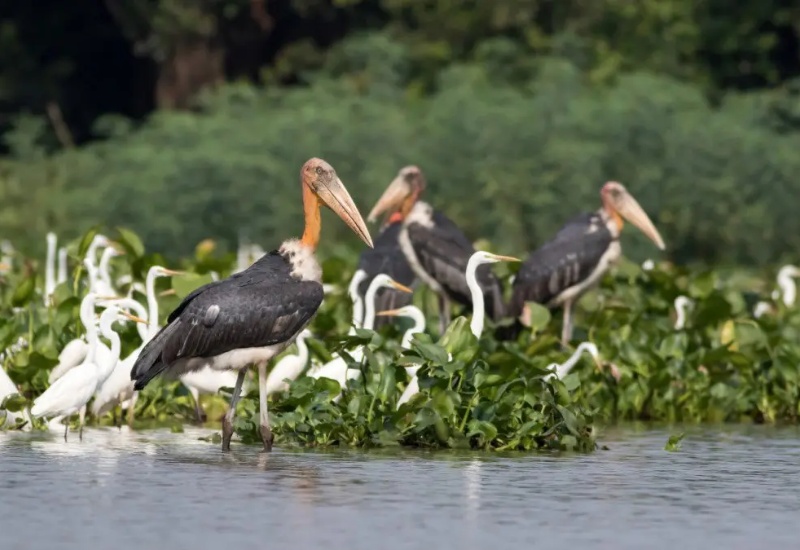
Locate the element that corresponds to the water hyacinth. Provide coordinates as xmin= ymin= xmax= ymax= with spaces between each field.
xmin=0 ymin=227 xmax=799 ymax=450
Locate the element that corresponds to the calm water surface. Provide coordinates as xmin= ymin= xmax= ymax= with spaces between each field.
xmin=1 ymin=424 xmax=798 ymax=550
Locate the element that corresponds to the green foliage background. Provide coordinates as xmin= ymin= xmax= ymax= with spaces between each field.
xmin=1 ymin=2 xmax=800 ymax=265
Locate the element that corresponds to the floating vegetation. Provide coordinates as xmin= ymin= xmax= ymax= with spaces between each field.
xmin=1 ymin=227 xmax=799 ymax=452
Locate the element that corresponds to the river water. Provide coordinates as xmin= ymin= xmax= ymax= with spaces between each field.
xmin=0 ymin=424 xmax=798 ymax=550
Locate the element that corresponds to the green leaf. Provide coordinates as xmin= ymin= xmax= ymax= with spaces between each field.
xmin=412 ymin=341 xmax=450 ymax=365
xmin=0 ymin=393 xmax=27 ymax=412
xmin=664 ymin=433 xmax=685 ymax=452
xmin=172 ymin=273 xmax=215 ymax=300
xmin=116 ymin=227 xmax=145 ymax=258
xmin=522 ymin=302 xmax=551 ymax=333
xmin=11 ymin=276 xmax=36 ymax=307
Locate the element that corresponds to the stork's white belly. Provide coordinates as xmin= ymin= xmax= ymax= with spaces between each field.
xmin=188 ymin=342 xmax=292 ymax=373
xmin=550 ymin=241 xmax=622 ymax=306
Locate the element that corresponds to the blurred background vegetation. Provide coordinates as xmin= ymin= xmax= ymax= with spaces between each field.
xmin=1 ymin=0 xmax=799 ymax=265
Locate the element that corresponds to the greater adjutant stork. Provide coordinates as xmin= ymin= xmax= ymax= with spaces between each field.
xmin=355 ymin=211 xmax=416 ymax=330
xmin=508 ymin=181 xmax=665 ymax=344
xmin=130 ymin=158 xmax=373 ymax=452
xmin=368 ymin=166 xmax=505 ymax=334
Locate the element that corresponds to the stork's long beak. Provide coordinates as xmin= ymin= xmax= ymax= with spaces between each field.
xmin=368 ymin=176 xmax=411 ymax=223
xmin=388 ymin=280 xmax=413 ymax=293
xmin=613 ymin=192 xmax=666 ymax=250
xmin=376 ymin=308 xmax=402 ymax=317
xmin=488 ymin=254 xmax=522 ymax=263
xmin=120 ymin=310 xmax=148 ymax=324
xmin=317 ymin=177 xmax=374 ymax=248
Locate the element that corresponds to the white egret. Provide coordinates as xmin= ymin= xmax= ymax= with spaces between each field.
xmin=673 ymin=295 xmax=694 ymax=330
xmin=45 ymin=232 xmax=57 ymax=305
xmin=347 ymin=269 xmax=368 ymax=334
xmin=465 ymin=251 xmax=520 ymax=338
xmin=96 ymin=246 xmax=123 ymax=296
xmin=91 ymin=297 xmax=150 ymax=422
xmin=544 ymin=342 xmax=603 ymax=381
xmin=57 ymin=247 xmax=68 ymax=285
xmin=31 ymin=300 xmax=134 ymax=440
xmin=308 ymin=274 xmax=412 ymax=394
xmin=776 ymin=265 xmax=799 ymax=307
xmin=263 ymin=330 xmax=313 ymax=396
xmin=375 ymin=305 xmax=426 ymax=408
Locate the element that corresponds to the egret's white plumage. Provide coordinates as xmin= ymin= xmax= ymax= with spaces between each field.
xmin=264 ymin=329 xmax=313 ymax=396
xmin=308 ymin=274 xmax=412 ymax=395
xmin=45 ymin=232 xmax=57 ymax=305
xmin=31 ymin=298 xmax=128 ymax=439
xmin=0 ymin=365 xmax=30 ymax=428
xmin=674 ymin=295 xmax=693 ymax=330
xmin=544 ymin=342 xmax=602 ymax=381
xmin=57 ymin=247 xmax=68 ymax=285
xmin=380 ymin=305 xmax=426 ymax=408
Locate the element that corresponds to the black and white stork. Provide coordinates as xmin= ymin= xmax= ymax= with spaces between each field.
xmin=355 ymin=211 xmax=417 ymax=330
xmin=507 ymin=181 xmax=665 ymax=344
xmin=368 ymin=166 xmax=506 ymax=334
xmin=130 ymin=158 xmax=373 ymax=452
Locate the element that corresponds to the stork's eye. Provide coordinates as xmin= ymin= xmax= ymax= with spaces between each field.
xmin=315 ymin=166 xmax=323 ymax=175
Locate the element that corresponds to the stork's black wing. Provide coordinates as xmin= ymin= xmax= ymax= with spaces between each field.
xmin=131 ymin=252 xmax=323 ymax=388
xmin=407 ymin=210 xmax=505 ymax=319
xmin=508 ymin=212 xmax=613 ymax=318
xmin=357 ymin=222 xmax=416 ymax=328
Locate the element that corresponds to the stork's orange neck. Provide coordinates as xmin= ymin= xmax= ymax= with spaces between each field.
xmin=400 ymin=190 xmax=420 ymax=218
xmin=300 ymin=184 xmax=322 ymax=250
xmin=602 ymin=197 xmax=624 ymax=232
xmin=388 ymin=212 xmax=404 ymax=223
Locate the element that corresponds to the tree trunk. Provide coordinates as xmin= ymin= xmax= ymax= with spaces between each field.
xmin=155 ymin=40 xmax=225 ymax=109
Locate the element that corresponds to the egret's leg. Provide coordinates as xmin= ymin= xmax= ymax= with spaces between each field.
xmin=112 ymin=405 xmax=119 ymax=429
xmin=189 ymin=386 xmax=206 ymax=423
xmin=257 ymin=360 xmax=274 ymax=452
xmin=63 ymin=420 xmax=68 ymax=442
xmin=221 ymin=370 xmax=246 ymax=452
xmin=127 ymin=391 xmax=138 ymax=427
xmin=561 ymin=301 xmax=573 ymax=346
xmin=79 ymin=406 xmax=86 ymax=441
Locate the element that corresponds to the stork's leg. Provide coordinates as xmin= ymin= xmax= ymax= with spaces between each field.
xmin=561 ymin=300 xmax=574 ymax=346
xmin=189 ymin=386 xmax=207 ymax=423
xmin=438 ymin=293 xmax=451 ymax=335
xmin=257 ymin=360 xmax=274 ymax=452
xmin=221 ymin=370 xmax=247 ymax=452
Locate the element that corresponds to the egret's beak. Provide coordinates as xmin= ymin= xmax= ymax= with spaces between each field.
xmin=161 ymin=269 xmax=186 ymax=277
xmin=611 ymin=190 xmax=665 ymax=250
xmin=159 ymin=289 xmax=177 ymax=297
xmin=591 ymin=354 xmax=604 ymax=371
xmin=96 ymin=295 xmax=122 ymax=301
xmin=388 ymin=280 xmax=413 ymax=294
xmin=120 ymin=310 xmax=148 ymax=324
xmin=488 ymin=254 xmax=522 ymax=263
xmin=368 ymin=175 xmax=412 ymax=223
xmin=376 ymin=308 xmax=402 ymax=317
xmin=108 ymin=241 xmax=126 ymax=254
xmin=317 ymin=176 xmax=373 ymax=248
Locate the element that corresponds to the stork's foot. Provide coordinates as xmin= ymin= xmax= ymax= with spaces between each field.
xmin=260 ymin=424 xmax=274 ymax=452
xmin=221 ymin=417 xmax=234 ymax=452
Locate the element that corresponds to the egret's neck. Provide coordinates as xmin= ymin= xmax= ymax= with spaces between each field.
xmin=57 ymin=248 xmax=68 ymax=284
xmin=348 ymin=271 xmax=366 ymax=333
xmin=300 ymin=185 xmax=322 ymax=250
xmin=778 ymin=272 xmax=797 ymax=307
xmin=45 ymin=236 xmax=56 ymax=297
xmin=145 ymin=270 xmax=160 ymax=335
xmin=113 ymin=297 xmax=150 ymax=342
xmin=99 ymin=250 xmax=114 ymax=289
xmin=363 ymin=281 xmax=386 ymax=331
xmin=103 ymin=327 xmax=121 ymax=372
xmin=401 ymin=309 xmax=426 ymax=348
xmin=80 ymin=298 xmax=98 ymax=363
xmin=466 ymin=257 xmax=485 ymax=338
xmin=295 ymin=335 xmax=309 ymax=363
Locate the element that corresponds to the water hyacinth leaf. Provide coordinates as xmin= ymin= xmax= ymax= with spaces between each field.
xmin=467 ymin=419 xmax=498 ymax=442
xmin=664 ymin=433 xmax=685 ymax=452
xmin=171 ymin=272 xmax=215 ymax=299
xmin=522 ymin=302 xmax=551 ymax=333
xmin=0 ymin=393 xmax=27 ymax=412
xmin=438 ymin=317 xmax=477 ymax=359
xmin=413 ymin=341 xmax=450 ymax=365
xmin=376 ymin=364 xmax=397 ymax=402
xmin=11 ymin=276 xmax=35 ymax=307
xmin=689 ymin=271 xmax=716 ymax=298
xmin=76 ymin=225 xmax=101 ymax=258
xmin=115 ymin=227 xmax=145 ymax=258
